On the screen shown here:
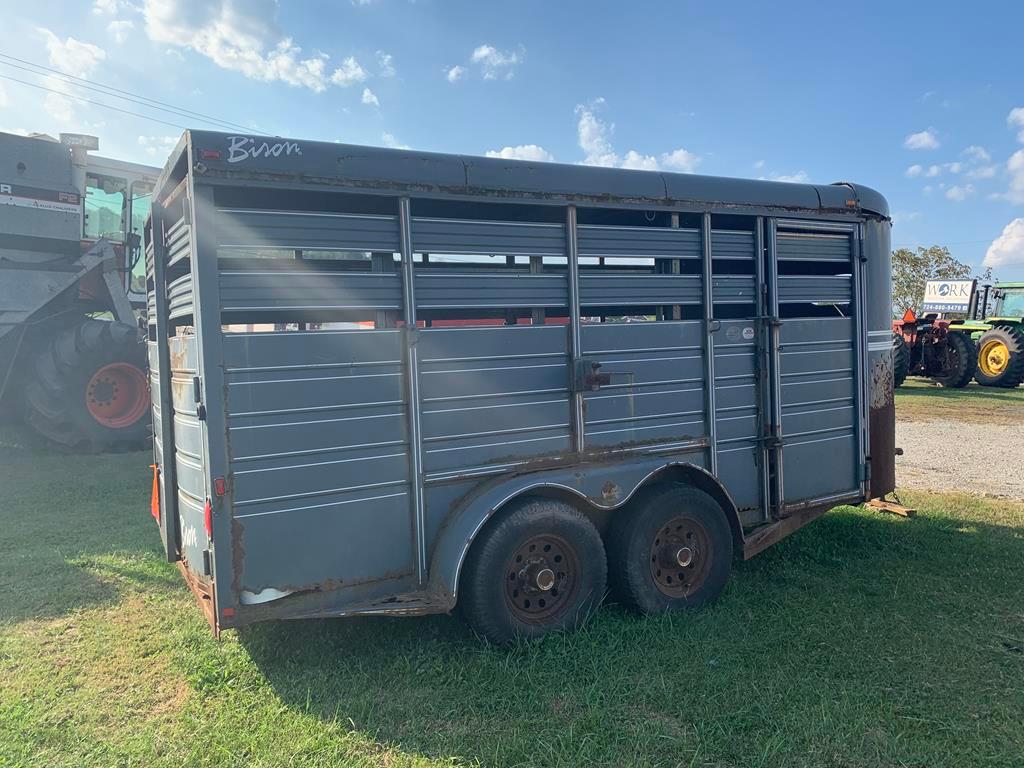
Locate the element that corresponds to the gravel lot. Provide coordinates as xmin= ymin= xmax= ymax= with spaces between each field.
xmin=896 ymin=418 xmax=1024 ymax=500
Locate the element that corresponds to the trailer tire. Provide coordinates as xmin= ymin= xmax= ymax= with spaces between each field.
xmin=934 ymin=331 xmax=976 ymax=389
xmin=25 ymin=318 xmax=150 ymax=452
xmin=892 ymin=333 xmax=910 ymax=389
xmin=607 ymin=484 xmax=732 ymax=616
xmin=974 ymin=326 xmax=1024 ymax=388
xmin=458 ymin=498 xmax=607 ymax=644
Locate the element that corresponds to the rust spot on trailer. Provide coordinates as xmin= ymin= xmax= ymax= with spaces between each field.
xmin=870 ymin=353 xmax=894 ymax=410
xmin=600 ymin=481 xmax=621 ymax=503
xmin=230 ymin=515 xmax=245 ymax=599
xmin=177 ymin=560 xmax=217 ymax=635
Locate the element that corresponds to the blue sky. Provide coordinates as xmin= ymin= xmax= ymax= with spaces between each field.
xmin=3 ymin=0 xmax=1024 ymax=278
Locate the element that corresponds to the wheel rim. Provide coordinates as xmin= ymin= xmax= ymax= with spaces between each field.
xmin=979 ymin=338 xmax=1010 ymax=376
xmin=504 ymin=533 xmax=580 ymax=623
xmin=649 ymin=515 xmax=712 ymax=598
xmin=85 ymin=363 xmax=150 ymax=429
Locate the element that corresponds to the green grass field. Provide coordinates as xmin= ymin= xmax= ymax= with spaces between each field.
xmin=2 ymin=430 xmax=1023 ymax=767
xmin=894 ymin=378 xmax=1024 ymax=422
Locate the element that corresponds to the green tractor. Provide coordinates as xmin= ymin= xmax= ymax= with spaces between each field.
xmin=950 ymin=282 xmax=1024 ymax=388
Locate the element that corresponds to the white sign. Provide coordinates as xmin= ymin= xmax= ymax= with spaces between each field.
xmin=921 ymin=279 xmax=975 ymax=313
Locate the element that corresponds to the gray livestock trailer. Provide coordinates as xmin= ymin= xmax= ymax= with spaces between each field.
xmin=146 ymin=130 xmax=894 ymax=643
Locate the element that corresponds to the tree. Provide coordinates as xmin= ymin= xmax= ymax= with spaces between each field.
xmin=891 ymin=245 xmax=971 ymax=316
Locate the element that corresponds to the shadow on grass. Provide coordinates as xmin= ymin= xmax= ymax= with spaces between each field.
xmin=240 ymin=502 xmax=1024 ymax=767
xmin=0 ymin=438 xmax=164 ymax=624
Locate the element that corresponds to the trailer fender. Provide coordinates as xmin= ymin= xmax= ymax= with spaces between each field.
xmin=427 ymin=458 xmax=740 ymax=605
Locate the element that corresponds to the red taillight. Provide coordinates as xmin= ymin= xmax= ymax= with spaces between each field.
xmin=214 ymin=476 xmax=226 ymax=496
xmin=204 ymin=498 xmax=213 ymax=539
xmin=150 ymin=464 xmax=160 ymax=522
xmin=200 ymin=149 xmax=221 ymax=160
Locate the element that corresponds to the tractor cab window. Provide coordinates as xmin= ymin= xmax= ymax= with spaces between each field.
xmin=997 ymin=288 xmax=1024 ymax=317
xmin=128 ymin=181 xmax=154 ymax=294
xmin=84 ymin=173 xmax=128 ymax=242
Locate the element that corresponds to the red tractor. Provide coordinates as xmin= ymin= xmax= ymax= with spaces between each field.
xmin=892 ymin=307 xmax=977 ymax=388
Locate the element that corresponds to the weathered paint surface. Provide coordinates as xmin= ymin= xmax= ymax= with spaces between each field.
xmin=145 ymin=130 xmax=893 ymax=631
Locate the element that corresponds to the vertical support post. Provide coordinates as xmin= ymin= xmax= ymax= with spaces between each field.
xmin=670 ymin=213 xmax=681 ymax=321
xmin=766 ymin=218 xmax=785 ymax=516
xmin=566 ymin=205 xmax=585 ymax=454
xmin=150 ymin=201 xmax=179 ymax=561
xmin=701 ymin=213 xmax=718 ymax=476
xmin=754 ymin=217 xmax=771 ymax=523
xmin=398 ymin=197 xmax=427 ymax=585
xmin=852 ymin=224 xmax=870 ymax=498
xmin=187 ymin=181 xmax=233 ymax=616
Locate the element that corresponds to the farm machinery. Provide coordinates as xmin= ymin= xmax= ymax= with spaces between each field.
xmin=0 ymin=131 xmax=158 ymax=450
xmin=892 ymin=279 xmax=1024 ymax=389
xmin=891 ymin=308 xmax=976 ymax=389
xmin=956 ymin=282 xmax=1024 ymax=388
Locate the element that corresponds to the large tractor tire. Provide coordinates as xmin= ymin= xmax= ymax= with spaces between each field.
xmin=934 ymin=331 xmax=976 ymax=389
xmin=25 ymin=318 xmax=150 ymax=452
xmin=892 ymin=332 xmax=910 ymax=388
xmin=974 ymin=326 xmax=1024 ymax=388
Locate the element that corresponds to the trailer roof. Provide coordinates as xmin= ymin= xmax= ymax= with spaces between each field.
xmin=158 ymin=130 xmax=889 ymax=219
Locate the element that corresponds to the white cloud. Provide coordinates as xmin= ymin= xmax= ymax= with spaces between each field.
xmin=108 ymin=19 xmax=134 ymax=44
xmin=924 ymin=164 xmax=941 ymax=177
xmin=574 ymin=99 xmax=700 ymax=173
xmin=380 ymin=132 xmax=409 ymax=150
xmin=967 ymin=165 xmax=997 ymax=179
xmin=137 ymin=134 xmax=178 ymax=158
xmin=470 ymin=44 xmax=522 ymax=80
xmin=142 ymin=0 xmax=365 ymax=92
xmin=769 ymin=171 xmax=811 ymax=184
xmin=361 ymin=87 xmax=379 ymax=107
xmin=445 ymin=64 xmax=465 ymax=83
xmin=660 ymin=148 xmax=701 ymax=173
xmin=576 ymin=99 xmax=617 ymax=166
xmin=376 ymin=51 xmax=395 ymax=78
xmin=485 ymin=144 xmax=555 ymax=162
xmin=1004 ymin=149 xmax=1024 ymax=204
xmin=43 ymin=91 xmax=75 ymax=123
xmin=39 ymin=28 xmax=106 ymax=76
xmin=963 ymin=145 xmax=991 ymax=163
xmin=904 ymin=129 xmax=940 ymax=150
xmin=753 ymin=159 xmax=765 ymax=170
xmin=984 ymin=218 xmax=1024 ymax=268
xmin=905 ymin=164 xmax=923 ymax=178
xmin=92 ymin=0 xmax=128 ymax=14
xmin=891 ymin=211 xmax=922 ymax=225
xmin=1008 ymin=107 xmax=1024 ymax=143
xmin=622 ymin=151 xmax=661 ymax=171
xmin=329 ymin=57 xmax=367 ymax=86
xmin=945 ymin=184 xmax=975 ymax=201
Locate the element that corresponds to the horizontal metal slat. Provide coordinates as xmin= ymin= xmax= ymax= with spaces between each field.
xmin=219 ymin=269 xmax=402 ymax=311
xmin=578 ymin=225 xmax=701 ymax=259
xmin=777 ymin=275 xmax=851 ymax=304
xmin=167 ymin=273 xmax=194 ymax=319
xmin=217 ymin=209 xmax=400 ymax=253
xmin=777 ymin=232 xmax=851 ymax=262
xmin=711 ymin=230 xmax=755 ymax=259
xmin=712 ymin=275 xmax=756 ymax=303
xmin=411 ymin=217 xmax=564 ymax=256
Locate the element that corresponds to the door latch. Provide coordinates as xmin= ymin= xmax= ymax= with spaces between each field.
xmin=574 ymin=359 xmax=612 ymax=391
